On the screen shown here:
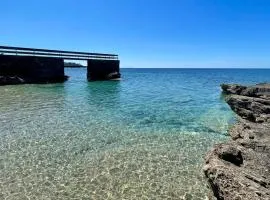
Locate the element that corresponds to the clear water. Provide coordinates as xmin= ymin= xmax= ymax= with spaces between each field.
xmin=0 ymin=68 xmax=269 ymax=200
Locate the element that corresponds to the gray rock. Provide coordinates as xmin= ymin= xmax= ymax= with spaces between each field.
xmin=221 ymin=83 xmax=270 ymax=98
xmin=204 ymin=84 xmax=270 ymax=200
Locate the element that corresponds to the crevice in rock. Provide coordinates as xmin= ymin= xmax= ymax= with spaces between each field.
xmin=219 ymin=150 xmax=243 ymax=166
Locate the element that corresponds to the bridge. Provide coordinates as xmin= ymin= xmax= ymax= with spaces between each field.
xmin=0 ymin=45 xmax=120 ymax=85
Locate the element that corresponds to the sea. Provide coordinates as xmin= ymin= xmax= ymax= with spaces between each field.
xmin=1 ymin=68 xmax=269 ymax=199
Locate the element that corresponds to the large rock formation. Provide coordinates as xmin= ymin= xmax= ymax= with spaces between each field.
xmin=204 ymin=84 xmax=270 ymax=200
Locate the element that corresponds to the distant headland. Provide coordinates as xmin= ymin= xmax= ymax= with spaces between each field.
xmin=64 ymin=62 xmax=86 ymax=68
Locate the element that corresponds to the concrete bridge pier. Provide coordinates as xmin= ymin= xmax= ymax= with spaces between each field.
xmin=87 ymin=59 xmax=120 ymax=81
xmin=0 ymin=55 xmax=67 ymax=85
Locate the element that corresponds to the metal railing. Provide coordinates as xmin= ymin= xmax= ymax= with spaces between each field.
xmin=0 ymin=45 xmax=118 ymax=60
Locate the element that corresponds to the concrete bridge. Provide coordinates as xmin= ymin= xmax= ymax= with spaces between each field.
xmin=0 ymin=46 xmax=120 ymax=85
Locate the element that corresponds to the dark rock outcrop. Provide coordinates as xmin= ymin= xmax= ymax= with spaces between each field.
xmin=204 ymin=84 xmax=270 ymax=200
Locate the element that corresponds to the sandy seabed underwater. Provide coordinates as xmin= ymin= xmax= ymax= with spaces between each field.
xmin=1 ymin=68 xmax=270 ymax=199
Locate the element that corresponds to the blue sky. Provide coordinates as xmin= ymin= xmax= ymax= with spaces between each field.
xmin=1 ymin=0 xmax=270 ymax=68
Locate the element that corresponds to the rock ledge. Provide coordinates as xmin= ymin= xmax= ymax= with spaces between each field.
xmin=204 ymin=84 xmax=270 ymax=200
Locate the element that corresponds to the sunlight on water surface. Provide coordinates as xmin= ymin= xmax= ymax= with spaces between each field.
xmin=1 ymin=68 xmax=269 ymax=199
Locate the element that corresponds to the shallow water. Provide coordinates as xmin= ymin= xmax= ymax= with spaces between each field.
xmin=1 ymin=68 xmax=269 ymax=199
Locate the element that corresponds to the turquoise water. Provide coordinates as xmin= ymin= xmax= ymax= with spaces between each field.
xmin=1 ymin=68 xmax=269 ymax=199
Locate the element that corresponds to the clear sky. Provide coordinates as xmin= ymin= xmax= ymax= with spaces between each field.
xmin=1 ymin=0 xmax=270 ymax=68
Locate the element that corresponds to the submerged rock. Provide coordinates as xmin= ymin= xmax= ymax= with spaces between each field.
xmin=204 ymin=83 xmax=270 ymax=200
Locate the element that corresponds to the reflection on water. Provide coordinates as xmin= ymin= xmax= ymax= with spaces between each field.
xmin=1 ymin=68 xmax=269 ymax=199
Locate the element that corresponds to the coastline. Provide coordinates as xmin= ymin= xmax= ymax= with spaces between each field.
xmin=204 ymin=84 xmax=270 ymax=199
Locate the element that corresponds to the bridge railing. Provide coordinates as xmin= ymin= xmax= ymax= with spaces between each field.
xmin=0 ymin=46 xmax=118 ymax=60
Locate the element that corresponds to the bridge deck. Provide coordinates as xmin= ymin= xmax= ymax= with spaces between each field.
xmin=0 ymin=46 xmax=118 ymax=60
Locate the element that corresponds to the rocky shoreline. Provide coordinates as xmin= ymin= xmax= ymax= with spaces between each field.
xmin=204 ymin=84 xmax=270 ymax=199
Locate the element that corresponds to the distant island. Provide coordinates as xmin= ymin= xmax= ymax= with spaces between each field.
xmin=64 ymin=62 xmax=86 ymax=68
